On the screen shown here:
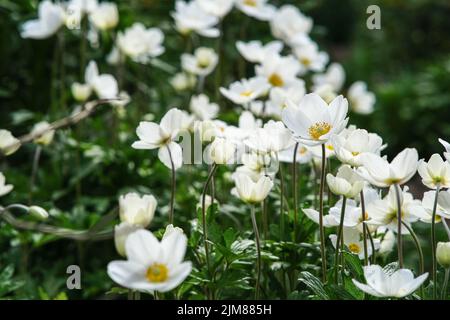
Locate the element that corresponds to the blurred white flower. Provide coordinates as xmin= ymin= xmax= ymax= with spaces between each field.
xmin=282 ymin=93 xmax=349 ymax=146
xmin=28 ymin=205 xmax=49 ymax=220
xmin=196 ymin=194 xmax=217 ymax=212
xmin=234 ymin=174 xmax=274 ymax=204
xmin=107 ymin=229 xmax=192 ymax=292
xmin=437 ymin=242 xmax=450 ymax=268
xmin=313 ymin=84 xmax=337 ymax=104
xmin=235 ymin=0 xmax=276 ymax=21
xmin=326 ymin=165 xmax=364 ymax=198
xmin=408 ymin=190 xmax=450 ymax=223
xmin=193 ymin=120 xmax=217 ymax=143
xmin=352 ymin=265 xmax=428 ymax=298
xmin=31 ymin=121 xmax=55 ymax=146
xmin=439 ymin=138 xmax=450 ymax=162
xmin=366 ymin=186 xmax=420 ymax=234
xmin=236 ymin=40 xmax=283 ymax=63
xmin=358 ymin=148 xmax=418 ymax=187
xmin=132 ymin=108 xmax=185 ymax=170
xmin=21 ymin=1 xmax=65 ymax=39
xmin=220 ymin=77 xmax=270 ymax=105
xmin=119 ymin=193 xmax=157 ymax=228
xmin=0 ymin=172 xmax=13 ymax=197
xmin=270 ymin=5 xmax=313 ymax=46
xmin=331 ymin=128 xmax=384 ymax=167
xmin=265 ymin=79 xmax=306 ymax=118
xmin=244 ymin=120 xmax=293 ymax=154
xmin=438 ymin=190 xmax=450 ymax=216
xmin=190 ymin=94 xmax=219 ymax=120
xmin=417 ymin=154 xmax=450 ymax=189
xmin=378 ymin=228 xmax=396 ymax=255
xmin=348 ymin=81 xmax=376 ymax=114
xmin=330 ymin=227 xmax=379 ymax=260
xmin=312 ymin=63 xmax=346 ymax=92
xmin=170 ymin=72 xmax=196 ymax=91
xmin=208 ymin=137 xmax=236 ymax=164
xmin=71 ymin=82 xmax=92 ymax=102
xmin=117 ymin=23 xmax=164 ymax=63
xmin=293 ymin=42 xmax=329 ymax=74
xmin=181 ymin=47 xmax=218 ymax=77
xmin=89 ymin=2 xmax=118 ymax=30
xmin=172 ymin=1 xmax=219 ymax=38
xmin=196 ymin=0 xmax=234 ymax=18
xmin=114 ymin=222 xmax=143 ymax=257
xmin=255 ymin=53 xmax=301 ymax=88
xmin=84 ymin=60 xmax=119 ymax=99
xmin=0 ymin=130 xmax=21 ymax=156
xmin=278 ymin=143 xmax=312 ymax=164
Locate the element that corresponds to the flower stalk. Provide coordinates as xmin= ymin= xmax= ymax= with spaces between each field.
xmin=167 ymin=146 xmax=176 ymax=225
xmin=394 ymin=184 xmax=404 ymax=268
xmin=319 ymin=144 xmax=327 ymax=282
xmin=334 ymin=196 xmax=347 ymax=284
xmin=431 ymin=184 xmax=441 ymax=299
xmin=292 ymin=142 xmax=299 ymax=241
xmin=360 ymin=190 xmax=369 ymax=266
xmin=250 ymin=205 xmax=261 ymax=299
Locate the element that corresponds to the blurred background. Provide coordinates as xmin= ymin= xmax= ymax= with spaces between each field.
xmin=0 ymin=0 xmax=449 ymax=299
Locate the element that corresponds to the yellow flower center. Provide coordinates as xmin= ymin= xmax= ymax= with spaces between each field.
xmin=268 ymin=73 xmax=284 ymax=87
xmin=197 ymin=60 xmax=210 ymax=69
xmin=351 ymin=151 xmax=360 ymax=156
xmin=348 ymin=243 xmax=360 ymax=254
xmin=298 ymin=147 xmax=307 ymax=155
xmin=308 ymin=122 xmax=332 ymax=140
xmin=146 ymin=263 xmax=169 ymax=283
xmin=240 ymin=90 xmax=253 ymax=97
xmin=326 ymin=144 xmax=334 ymax=151
xmin=300 ymin=57 xmax=312 ymax=67
xmin=243 ymin=0 xmax=257 ymax=7
xmin=359 ymin=212 xmax=369 ymax=222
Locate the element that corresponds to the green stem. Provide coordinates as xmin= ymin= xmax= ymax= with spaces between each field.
xmin=167 ymin=146 xmax=176 ymax=225
xmin=29 ymin=145 xmax=42 ymax=204
xmin=442 ymin=268 xmax=449 ymax=300
xmin=293 ymin=142 xmax=299 ymax=242
xmin=431 ymin=184 xmax=441 ymax=299
xmin=394 ymin=184 xmax=404 ymax=268
xmin=360 ymin=190 xmax=369 ymax=266
xmin=365 ymin=224 xmax=376 ymax=264
xmin=334 ymin=196 xmax=347 ymax=284
xmin=279 ymin=162 xmax=285 ymax=241
xmin=319 ymin=144 xmax=327 ymax=282
xmin=250 ymin=205 xmax=261 ymax=299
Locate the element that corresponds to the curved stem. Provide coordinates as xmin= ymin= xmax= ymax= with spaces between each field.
xmin=319 ymin=144 xmax=327 ymax=282
xmin=29 ymin=145 xmax=42 ymax=204
xmin=360 ymin=190 xmax=369 ymax=266
xmin=394 ymin=184 xmax=404 ymax=268
xmin=292 ymin=142 xmax=299 ymax=242
xmin=250 ymin=205 xmax=261 ymax=300
xmin=279 ymin=161 xmax=285 ymax=241
xmin=334 ymin=196 xmax=347 ymax=284
xmin=442 ymin=268 xmax=449 ymax=300
xmin=431 ymin=184 xmax=441 ymax=299
xmin=167 ymin=146 xmax=176 ymax=225
xmin=365 ymin=224 xmax=376 ymax=264
xmin=401 ymin=221 xmax=424 ymax=275
xmin=202 ymin=164 xmax=218 ymax=276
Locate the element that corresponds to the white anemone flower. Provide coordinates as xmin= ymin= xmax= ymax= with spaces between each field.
xmin=132 ymin=108 xmax=185 ymax=170
xmin=117 ymin=23 xmax=165 ymax=63
xmin=282 ymin=93 xmax=349 ymax=146
xmin=326 ymin=165 xmax=364 ymax=198
xmin=234 ymin=174 xmax=274 ymax=204
xmin=348 ymin=81 xmax=376 ymax=114
xmin=408 ymin=191 xmax=450 ymax=224
xmin=170 ymin=72 xmax=196 ymax=92
xmin=172 ymin=1 xmax=219 ymax=38
xmin=366 ymin=186 xmax=420 ymax=234
xmin=84 ymin=60 xmax=119 ymax=99
xmin=235 ymin=0 xmax=276 ymax=21
xmin=196 ymin=0 xmax=234 ymax=19
xmin=220 ymin=77 xmax=270 ymax=105
xmin=190 ymin=94 xmax=219 ymax=120
xmin=181 ymin=47 xmax=218 ymax=77
xmin=119 ymin=193 xmax=157 ymax=228
xmin=236 ymin=40 xmax=283 ymax=64
xmin=107 ymin=229 xmax=192 ymax=293
xmin=312 ymin=63 xmax=346 ymax=92
xmin=21 ymin=1 xmax=65 ymax=39
xmin=270 ymin=5 xmax=312 ymax=46
xmin=244 ymin=120 xmax=293 ymax=154
xmin=331 ymin=128 xmax=384 ymax=167
xmin=89 ymin=2 xmax=118 ymax=30
xmin=0 ymin=172 xmax=13 ymax=197
xmin=0 ymin=130 xmax=21 ymax=156
xmin=114 ymin=222 xmax=143 ymax=257
xmin=293 ymin=42 xmax=329 ymax=74
xmin=208 ymin=137 xmax=237 ymax=165
xmin=439 ymin=138 xmax=450 ymax=162
xmin=255 ymin=53 xmax=301 ymax=88
xmin=438 ymin=190 xmax=450 ymax=218
xmin=358 ymin=148 xmax=418 ymax=187
xmin=232 ymin=152 xmax=278 ymax=182
xmin=352 ymin=265 xmax=428 ymax=298
xmin=417 ymin=153 xmax=450 ymax=189
xmin=330 ymin=227 xmax=379 ymax=260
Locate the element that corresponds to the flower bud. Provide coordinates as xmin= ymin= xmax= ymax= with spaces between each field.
xmin=71 ymin=82 xmax=92 ymax=102
xmin=29 ymin=206 xmax=49 ymax=220
xmin=437 ymin=242 xmax=450 ymax=268
xmin=209 ymin=137 xmax=236 ymax=164
xmin=119 ymin=193 xmax=157 ymax=228
xmin=0 ymin=130 xmax=20 ymax=156
xmin=31 ymin=121 xmax=55 ymax=146
xmin=162 ymin=224 xmax=184 ymax=240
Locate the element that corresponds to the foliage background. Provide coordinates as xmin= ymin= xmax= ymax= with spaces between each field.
xmin=0 ymin=0 xmax=449 ymax=299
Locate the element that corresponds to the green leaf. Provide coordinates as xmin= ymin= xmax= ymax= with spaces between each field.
xmin=298 ymin=271 xmax=329 ymax=300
